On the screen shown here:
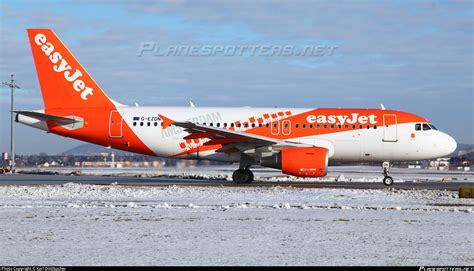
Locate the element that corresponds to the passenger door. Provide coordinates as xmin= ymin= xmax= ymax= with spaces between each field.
xmin=109 ymin=110 xmax=123 ymax=138
xmin=382 ymin=114 xmax=397 ymax=142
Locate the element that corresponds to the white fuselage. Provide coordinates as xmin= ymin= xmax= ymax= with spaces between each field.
xmin=113 ymin=106 xmax=457 ymax=163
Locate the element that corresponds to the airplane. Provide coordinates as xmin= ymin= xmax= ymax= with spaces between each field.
xmin=16 ymin=29 xmax=457 ymax=185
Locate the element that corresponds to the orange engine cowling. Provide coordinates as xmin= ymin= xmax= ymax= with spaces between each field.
xmin=260 ymin=147 xmax=328 ymax=177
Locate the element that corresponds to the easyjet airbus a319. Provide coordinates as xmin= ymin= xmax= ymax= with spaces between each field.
xmin=17 ymin=29 xmax=457 ymax=185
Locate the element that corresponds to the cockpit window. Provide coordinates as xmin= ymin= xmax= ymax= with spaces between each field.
xmin=428 ymin=124 xmax=438 ymax=130
xmin=416 ymin=123 xmax=438 ymax=131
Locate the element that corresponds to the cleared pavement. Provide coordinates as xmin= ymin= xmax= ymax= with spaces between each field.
xmin=0 ymin=173 xmax=470 ymax=191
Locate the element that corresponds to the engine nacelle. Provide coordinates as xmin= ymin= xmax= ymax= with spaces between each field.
xmin=260 ymin=147 xmax=328 ymax=177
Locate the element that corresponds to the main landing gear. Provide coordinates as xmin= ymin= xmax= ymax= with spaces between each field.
xmin=382 ymin=161 xmax=394 ymax=186
xmin=232 ymin=153 xmax=255 ymax=184
xmin=232 ymin=169 xmax=254 ymax=184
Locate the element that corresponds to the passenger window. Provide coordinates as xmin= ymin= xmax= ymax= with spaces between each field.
xmin=147 ymin=122 xmax=151 ymax=126
xmin=231 ymin=123 xmax=234 ymax=127
xmin=316 ymin=124 xmax=320 ymax=129
xmin=302 ymin=124 xmax=306 ymax=128
xmin=331 ymin=124 xmax=334 ymax=129
xmin=210 ymin=123 xmax=214 ymax=126
xmin=338 ymin=124 xmax=342 ymax=129
xmin=309 ymin=124 xmax=313 ymax=128
xmin=423 ymin=123 xmax=431 ymax=131
xmin=415 ymin=123 xmax=421 ymax=131
xmin=217 ymin=123 xmax=220 ymax=127
xmin=323 ymin=124 xmax=327 ymax=128
xmin=154 ymin=122 xmax=158 ymax=127
xmin=295 ymin=124 xmax=299 ymax=128
xmin=259 ymin=123 xmax=262 ymax=128
xmin=140 ymin=122 xmax=144 ymax=126
xmin=251 ymin=123 xmax=255 ymax=128
xmin=133 ymin=122 xmax=137 ymax=126
xmin=374 ymin=125 xmax=377 ymax=129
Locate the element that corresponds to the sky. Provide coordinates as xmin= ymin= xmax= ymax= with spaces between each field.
xmin=0 ymin=0 xmax=473 ymax=154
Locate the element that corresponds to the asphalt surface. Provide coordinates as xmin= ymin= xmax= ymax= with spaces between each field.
xmin=0 ymin=173 xmax=471 ymax=191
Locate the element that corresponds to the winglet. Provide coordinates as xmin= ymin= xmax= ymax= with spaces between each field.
xmin=158 ymin=114 xmax=175 ymax=129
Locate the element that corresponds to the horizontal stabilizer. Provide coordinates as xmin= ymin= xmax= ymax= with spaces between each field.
xmin=15 ymin=110 xmax=79 ymax=125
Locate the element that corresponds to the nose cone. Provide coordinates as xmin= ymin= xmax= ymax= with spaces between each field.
xmin=440 ymin=133 xmax=457 ymax=157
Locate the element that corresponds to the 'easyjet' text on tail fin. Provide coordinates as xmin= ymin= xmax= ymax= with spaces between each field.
xmin=27 ymin=29 xmax=114 ymax=110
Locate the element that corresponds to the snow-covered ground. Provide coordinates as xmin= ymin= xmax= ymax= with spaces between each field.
xmin=0 ymin=183 xmax=473 ymax=265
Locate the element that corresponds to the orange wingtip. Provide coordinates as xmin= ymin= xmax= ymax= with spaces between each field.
xmin=158 ymin=114 xmax=175 ymax=129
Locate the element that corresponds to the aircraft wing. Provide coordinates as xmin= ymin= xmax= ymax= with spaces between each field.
xmin=159 ymin=114 xmax=309 ymax=152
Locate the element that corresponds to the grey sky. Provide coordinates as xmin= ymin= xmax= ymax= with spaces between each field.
xmin=0 ymin=0 xmax=472 ymax=154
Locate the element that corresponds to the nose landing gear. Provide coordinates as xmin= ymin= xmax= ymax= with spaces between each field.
xmin=382 ymin=162 xmax=394 ymax=186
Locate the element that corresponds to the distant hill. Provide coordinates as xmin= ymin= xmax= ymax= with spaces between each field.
xmin=452 ymin=144 xmax=474 ymax=158
xmin=61 ymin=143 xmax=229 ymax=166
xmin=64 ymin=143 xmax=474 ymax=158
xmin=62 ymin=144 xmax=137 ymax=156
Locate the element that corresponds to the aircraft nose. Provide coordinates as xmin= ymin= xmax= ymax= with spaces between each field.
xmin=440 ymin=133 xmax=457 ymax=157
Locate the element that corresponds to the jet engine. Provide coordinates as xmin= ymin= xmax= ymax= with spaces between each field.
xmin=260 ymin=147 xmax=328 ymax=177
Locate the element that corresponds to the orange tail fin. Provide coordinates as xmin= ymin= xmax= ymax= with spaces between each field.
xmin=27 ymin=29 xmax=115 ymax=110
